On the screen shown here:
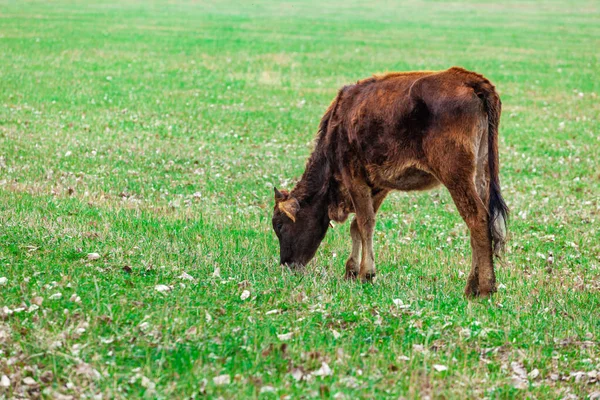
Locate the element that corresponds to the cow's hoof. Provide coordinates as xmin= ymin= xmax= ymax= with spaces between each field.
xmin=464 ymin=284 xmax=496 ymax=299
xmin=464 ymin=280 xmax=479 ymax=298
xmin=344 ymin=260 xmax=359 ymax=280
xmin=464 ymin=285 xmax=478 ymax=298
xmin=344 ymin=269 xmax=358 ymax=280
xmin=477 ymin=284 xmax=496 ymax=298
xmin=360 ymin=272 xmax=376 ymax=283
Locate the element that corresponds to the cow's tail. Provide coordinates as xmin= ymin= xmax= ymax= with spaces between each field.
xmin=474 ymin=78 xmax=509 ymax=257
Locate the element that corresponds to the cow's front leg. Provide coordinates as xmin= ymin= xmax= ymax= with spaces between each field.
xmin=348 ymin=184 xmax=377 ymax=283
xmin=344 ymin=218 xmax=361 ymax=280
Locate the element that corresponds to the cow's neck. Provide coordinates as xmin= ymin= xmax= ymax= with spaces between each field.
xmin=291 ymin=148 xmax=334 ymax=210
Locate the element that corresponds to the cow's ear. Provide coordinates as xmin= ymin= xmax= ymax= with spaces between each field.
xmin=274 ymin=187 xmax=288 ymax=202
xmin=278 ymin=197 xmax=300 ymax=222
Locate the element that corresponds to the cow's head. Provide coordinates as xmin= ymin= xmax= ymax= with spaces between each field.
xmin=272 ymin=187 xmax=329 ymax=268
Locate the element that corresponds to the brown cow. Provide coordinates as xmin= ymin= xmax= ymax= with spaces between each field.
xmin=272 ymin=67 xmax=508 ymax=297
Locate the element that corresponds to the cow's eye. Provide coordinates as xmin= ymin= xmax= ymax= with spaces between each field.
xmin=276 ymin=222 xmax=283 ymax=232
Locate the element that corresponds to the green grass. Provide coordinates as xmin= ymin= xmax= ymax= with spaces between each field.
xmin=0 ymin=0 xmax=599 ymax=398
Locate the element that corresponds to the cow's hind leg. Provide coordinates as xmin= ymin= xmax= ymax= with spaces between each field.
xmin=446 ymin=178 xmax=494 ymax=297
xmin=428 ymin=139 xmax=495 ymax=297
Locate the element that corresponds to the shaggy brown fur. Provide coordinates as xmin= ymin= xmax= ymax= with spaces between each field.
xmin=273 ymin=67 xmax=509 ymax=297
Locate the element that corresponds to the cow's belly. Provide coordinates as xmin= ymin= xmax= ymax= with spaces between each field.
xmin=370 ymin=165 xmax=440 ymax=191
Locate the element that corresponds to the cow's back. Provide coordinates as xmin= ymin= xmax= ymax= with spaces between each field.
xmin=327 ymin=67 xmax=490 ymax=189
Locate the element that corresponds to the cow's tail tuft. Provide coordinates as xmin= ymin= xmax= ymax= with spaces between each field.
xmin=479 ymin=80 xmax=509 ymax=256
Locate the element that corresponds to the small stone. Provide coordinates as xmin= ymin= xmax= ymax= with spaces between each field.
xmin=69 ymin=294 xmax=81 ymax=303
xmin=260 ymin=386 xmax=275 ymax=393
xmin=213 ymin=374 xmax=230 ymax=386
xmin=178 ymin=272 xmax=195 ymax=281
xmin=23 ymin=377 xmax=37 ymax=386
xmin=154 ymin=285 xmax=172 ymax=293
xmin=290 ymin=368 xmax=303 ymax=381
xmin=313 ymin=362 xmax=332 ymax=377
xmin=277 ymin=332 xmax=293 ymax=341
xmin=528 ymin=368 xmax=540 ymax=379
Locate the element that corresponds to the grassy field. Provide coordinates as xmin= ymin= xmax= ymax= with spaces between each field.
xmin=1 ymin=0 xmax=599 ymax=398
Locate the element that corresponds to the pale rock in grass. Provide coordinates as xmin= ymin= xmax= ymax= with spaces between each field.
xmin=0 ymin=375 xmax=9 ymax=387
xmin=205 ymin=311 xmax=212 ymax=323
xmin=212 ymin=267 xmax=221 ymax=278
xmin=213 ymin=374 xmax=230 ymax=386
xmin=511 ymin=376 xmax=528 ymax=389
xmin=392 ymin=298 xmax=410 ymax=309
xmin=412 ymin=344 xmax=425 ymax=353
xmin=49 ymin=292 xmax=62 ymax=300
xmin=339 ymin=376 xmax=360 ymax=388
xmin=75 ymin=363 xmax=101 ymax=380
xmin=179 ymin=272 xmax=195 ymax=281
xmin=154 ymin=284 xmax=172 ymax=293
xmin=69 ymin=294 xmax=81 ymax=303
xmin=265 ymin=309 xmax=279 ymax=315
xmin=240 ymin=290 xmax=250 ymax=300
xmin=433 ymin=364 xmax=448 ymax=372
xmin=23 ymin=377 xmax=37 ymax=386
xmin=87 ymin=252 xmax=101 ymax=261
xmin=50 ymin=340 xmax=62 ymax=349
xmin=290 ymin=368 xmax=303 ymax=381
xmin=141 ymin=376 xmax=155 ymax=390
xmin=277 ymin=332 xmax=293 ymax=341
xmin=0 ymin=277 xmax=7 ymax=286
xmin=374 ymin=314 xmax=382 ymax=326
xmin=331 ymin=329 xmax=341 ymax=339
xmin=71 ymin=344 xmax=82 ymax=356
xmin=589 ymin=391 xmax=600 ymax=400
xmin=511 ymin=362 xmax=527 ymax=379
xmin=570 ymin=371 xmax=588 ymax=382
xmin=313 ymin=362 xmax=332 ymax=377
xmin=528 ymin=368 xmax=540 ymax=379
xmin=49 ymin=390 xmax=72 ymax=400
xmin=260 ymin=386 xmax=275 ymax=394
xmin=511 ymin=361 xmax=528 ymax=389
xmin=32 ymin=296 xmax=43 ymax=306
